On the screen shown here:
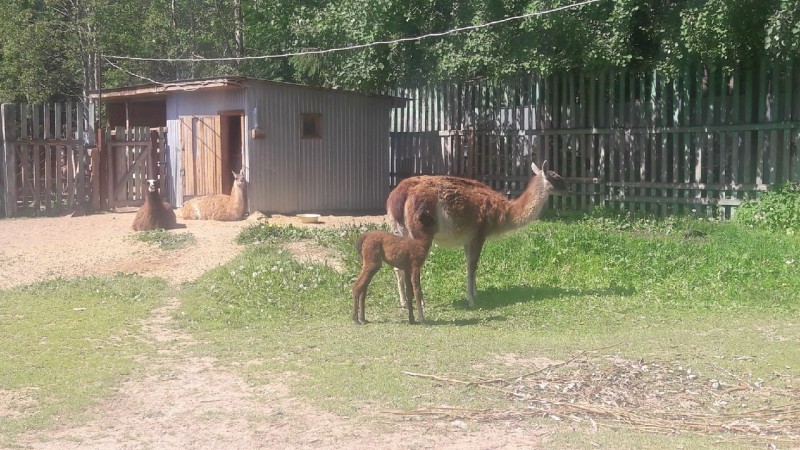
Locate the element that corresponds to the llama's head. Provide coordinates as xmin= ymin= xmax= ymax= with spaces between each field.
xmin=232 ymin=169 xmax=247 ymax=188
xmin=146 ymin=179 xmax=158 ymax=193
xmin=531 ymin=161 xmax=569 ymax=194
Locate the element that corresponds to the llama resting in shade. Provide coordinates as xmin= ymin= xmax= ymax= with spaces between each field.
xmin=132 ymin=179 xmax=178 ymax=231
xmin=180 ymin=169 xmax=248 ymax=221
xmin=352 ymin=231 xmax=432 ymax=324
xmin=386 ymin=161 xmax=568 ymax=308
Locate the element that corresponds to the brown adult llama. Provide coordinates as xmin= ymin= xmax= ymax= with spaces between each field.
xmin=352 ymin=231 xmax=432 ymax=324
xmin=132 ymin=179 xmax=179 ymax=231
xmin=386 ymin=161 xmax=568 ymax=308
xmin=180 ymin=169 xmax=248 ymax=221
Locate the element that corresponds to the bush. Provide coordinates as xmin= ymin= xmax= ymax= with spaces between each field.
xmin=734 ymin=182 xmax=800 ymax=234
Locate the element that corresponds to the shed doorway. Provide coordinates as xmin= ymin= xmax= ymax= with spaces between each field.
xmin=179 ymin=111 xmax=243 ymax=200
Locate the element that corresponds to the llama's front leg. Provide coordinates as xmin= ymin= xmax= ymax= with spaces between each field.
xmin=393 ymin=267 xmax=410 ymax=307
xmin=410 ymin=268 xmax=425 ymax=324
xmin=403 ymin=272 xmax=415 ymax=324
xmin=464 ymin=237 xmax=485 ymax=308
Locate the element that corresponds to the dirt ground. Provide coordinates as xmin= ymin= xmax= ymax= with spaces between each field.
xmin=1 ymin=210 xmax=546 ymax=449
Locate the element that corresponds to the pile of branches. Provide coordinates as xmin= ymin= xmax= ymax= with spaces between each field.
xmin=391 ymin=352 xmax=799 ymax=443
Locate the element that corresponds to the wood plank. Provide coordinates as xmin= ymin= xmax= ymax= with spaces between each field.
xmin=659 ymin=71 xmax=669 ymax=216
xmin=718 ymin=67 xmax=728 ymax=185
xmin=694 ymin=64 xmax=704 ymax=213
xmin=66 ymin=102 xmax=76 ymax=207
xmin=598 ymin=70 xmax=608 ymax=206
xmin=757 ymin=59 xmax=769 ymax=184
xmin=744 ymin=67 xmax=754 ymax=185
xmin=105 ymin=129 xmax=115 ymax=209
xmin=606 ymin=195 xmax=742 ymax=206
xmin=32 ymin=105 xmax=42 ymax=211
xmin=783 ymin=62 xmax=793 ymax=182
xmin=587 ymin=72 xmax=596 ymax=209
xmin=424 ymin=121 xmax=797 ymax=137
xmin=731 ymin=70 xmax=741 ymax=184
xmin=55 ymin=103 xmax=63 ymax=208
xmin=606 ymin=181 xmax=768 ymax=190
xmin=43 ymin=105 xmax=52 ymax=211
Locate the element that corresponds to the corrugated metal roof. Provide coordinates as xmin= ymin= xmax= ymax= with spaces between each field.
xmin=89 ymin=76 xmax=404 ymax=106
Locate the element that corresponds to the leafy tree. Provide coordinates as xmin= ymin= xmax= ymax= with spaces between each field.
xmin=2 ymin=0 xmax=798 ymax=100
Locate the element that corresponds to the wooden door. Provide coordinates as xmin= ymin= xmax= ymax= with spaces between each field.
xmin=180 ymin=115 xmax=224 ymax=198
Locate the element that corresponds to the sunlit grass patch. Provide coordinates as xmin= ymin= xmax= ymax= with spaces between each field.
xmin=177 ymin=213 xmax=800 ymax=446
xmin=128 ymin=229 xmax=196 ymax=250
xmin=0 ymin=275 xmax=165 ymax=441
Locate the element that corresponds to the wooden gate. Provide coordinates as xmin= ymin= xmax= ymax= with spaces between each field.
xmin=102 ymin=126 xmax=167 ymax=209
xmin=179 ymin=115 xmax=224 ymax=199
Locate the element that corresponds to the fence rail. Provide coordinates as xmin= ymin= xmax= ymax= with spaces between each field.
xmin=390 ymin=60 xmax=800 ymax=217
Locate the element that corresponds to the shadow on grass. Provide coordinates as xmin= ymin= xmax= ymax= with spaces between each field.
xmin=420 ymin=315 xmax=508 ymax=327
xmin=360 ymin=315 xmax=507 ymax=327
xmin=451 ymin=283 xmax=636 ymax=311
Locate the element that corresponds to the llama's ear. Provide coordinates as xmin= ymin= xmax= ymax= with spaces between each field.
xmin=531 ymin=161 xmax=545 ymax=175
xmin=541 ymin=160 xmax=548 ymax=172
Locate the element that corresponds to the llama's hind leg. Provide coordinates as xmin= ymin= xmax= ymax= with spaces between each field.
xmin=464 ymin=237 xmax=485 ymax=308
xmin=352 ymin=266 xmax=378 ymax=324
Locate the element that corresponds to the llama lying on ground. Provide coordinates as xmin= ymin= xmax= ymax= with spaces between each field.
xmin=352 ymin=230 xmax=432 ymax=324
xmin=180 ymin=169 xmax=248 ymax=221
xmin=132 ymin=179 xmax=178 ymax=231
xmin=386 ymin=160 xmax=568 ymax=308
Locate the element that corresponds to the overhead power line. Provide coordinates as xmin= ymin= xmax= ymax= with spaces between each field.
xmin=103 ymin=0 xmax=601 ymax=63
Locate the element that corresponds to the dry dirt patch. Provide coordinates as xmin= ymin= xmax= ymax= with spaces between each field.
xmin=4 ymin=211 xmax=544 ymax=449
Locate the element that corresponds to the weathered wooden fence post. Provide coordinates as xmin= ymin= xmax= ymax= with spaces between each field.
xmin=2 ymin=103 xmax=17 ymax=218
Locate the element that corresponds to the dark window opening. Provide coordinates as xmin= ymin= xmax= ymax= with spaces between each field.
xmin=301 ymin=113 xmax=322 ymax=139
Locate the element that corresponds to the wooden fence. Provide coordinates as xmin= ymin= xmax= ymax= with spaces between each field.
xmin=1 ymin=102 xmax=94 ymax=217
xmin=390 ymin=60 xmax=800 ymax=217
xmin=1 ymin=102 xmax=168 ymax=217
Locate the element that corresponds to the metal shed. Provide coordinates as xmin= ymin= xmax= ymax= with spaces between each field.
xmin=91 ymin=77 xmax=400 ymax=214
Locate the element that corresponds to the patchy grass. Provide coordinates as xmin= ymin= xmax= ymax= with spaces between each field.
xmin=128 ymin=229 xmax=196 ymax=250
xmin=0 ymin=276 xmax=165 ymax=442
xmin=178 ymin=214 xmax=800 ymax=447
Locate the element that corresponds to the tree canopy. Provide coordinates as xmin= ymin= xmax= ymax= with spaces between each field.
xmin=1 ymin=0 xmax=798 ymax=102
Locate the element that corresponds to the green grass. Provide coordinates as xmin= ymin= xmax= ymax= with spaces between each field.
xmin=128 ymin=229 xmax=196 ymax=250
xmin=177 ymin=216 xmax=800 ymax=446
xmin=0 ymin=275 xmax=165 ymax=442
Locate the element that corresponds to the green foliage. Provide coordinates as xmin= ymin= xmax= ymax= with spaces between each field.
xmin=129 ymin=229 xmax=197 ymax=250
xmin=2 ymin=1 xmax=799 ymax=99
xmin=765 ymin=0 xmax=800 ymax=60
xmin=734 ymin=182 xmax=800 ymax=234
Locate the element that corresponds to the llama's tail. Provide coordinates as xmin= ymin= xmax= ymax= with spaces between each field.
xmin=355 ymin=233 xmax=369 ymax=256
xmin=386 ymin=184 xmax=408 ymax=230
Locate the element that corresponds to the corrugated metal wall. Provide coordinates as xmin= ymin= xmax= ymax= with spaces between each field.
xmin=166 ymin=88 xmax=247 ymax=206
xmin=247 ymin=83 xmax=392 ymax=214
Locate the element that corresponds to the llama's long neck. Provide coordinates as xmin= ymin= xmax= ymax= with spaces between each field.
xmin=147 ymin=189 xmax=161 ymax=204
xmin=228 ymin=182 xmax=247 ymax=216
xmin=504 ymin=175 xmax=550 ymax=229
